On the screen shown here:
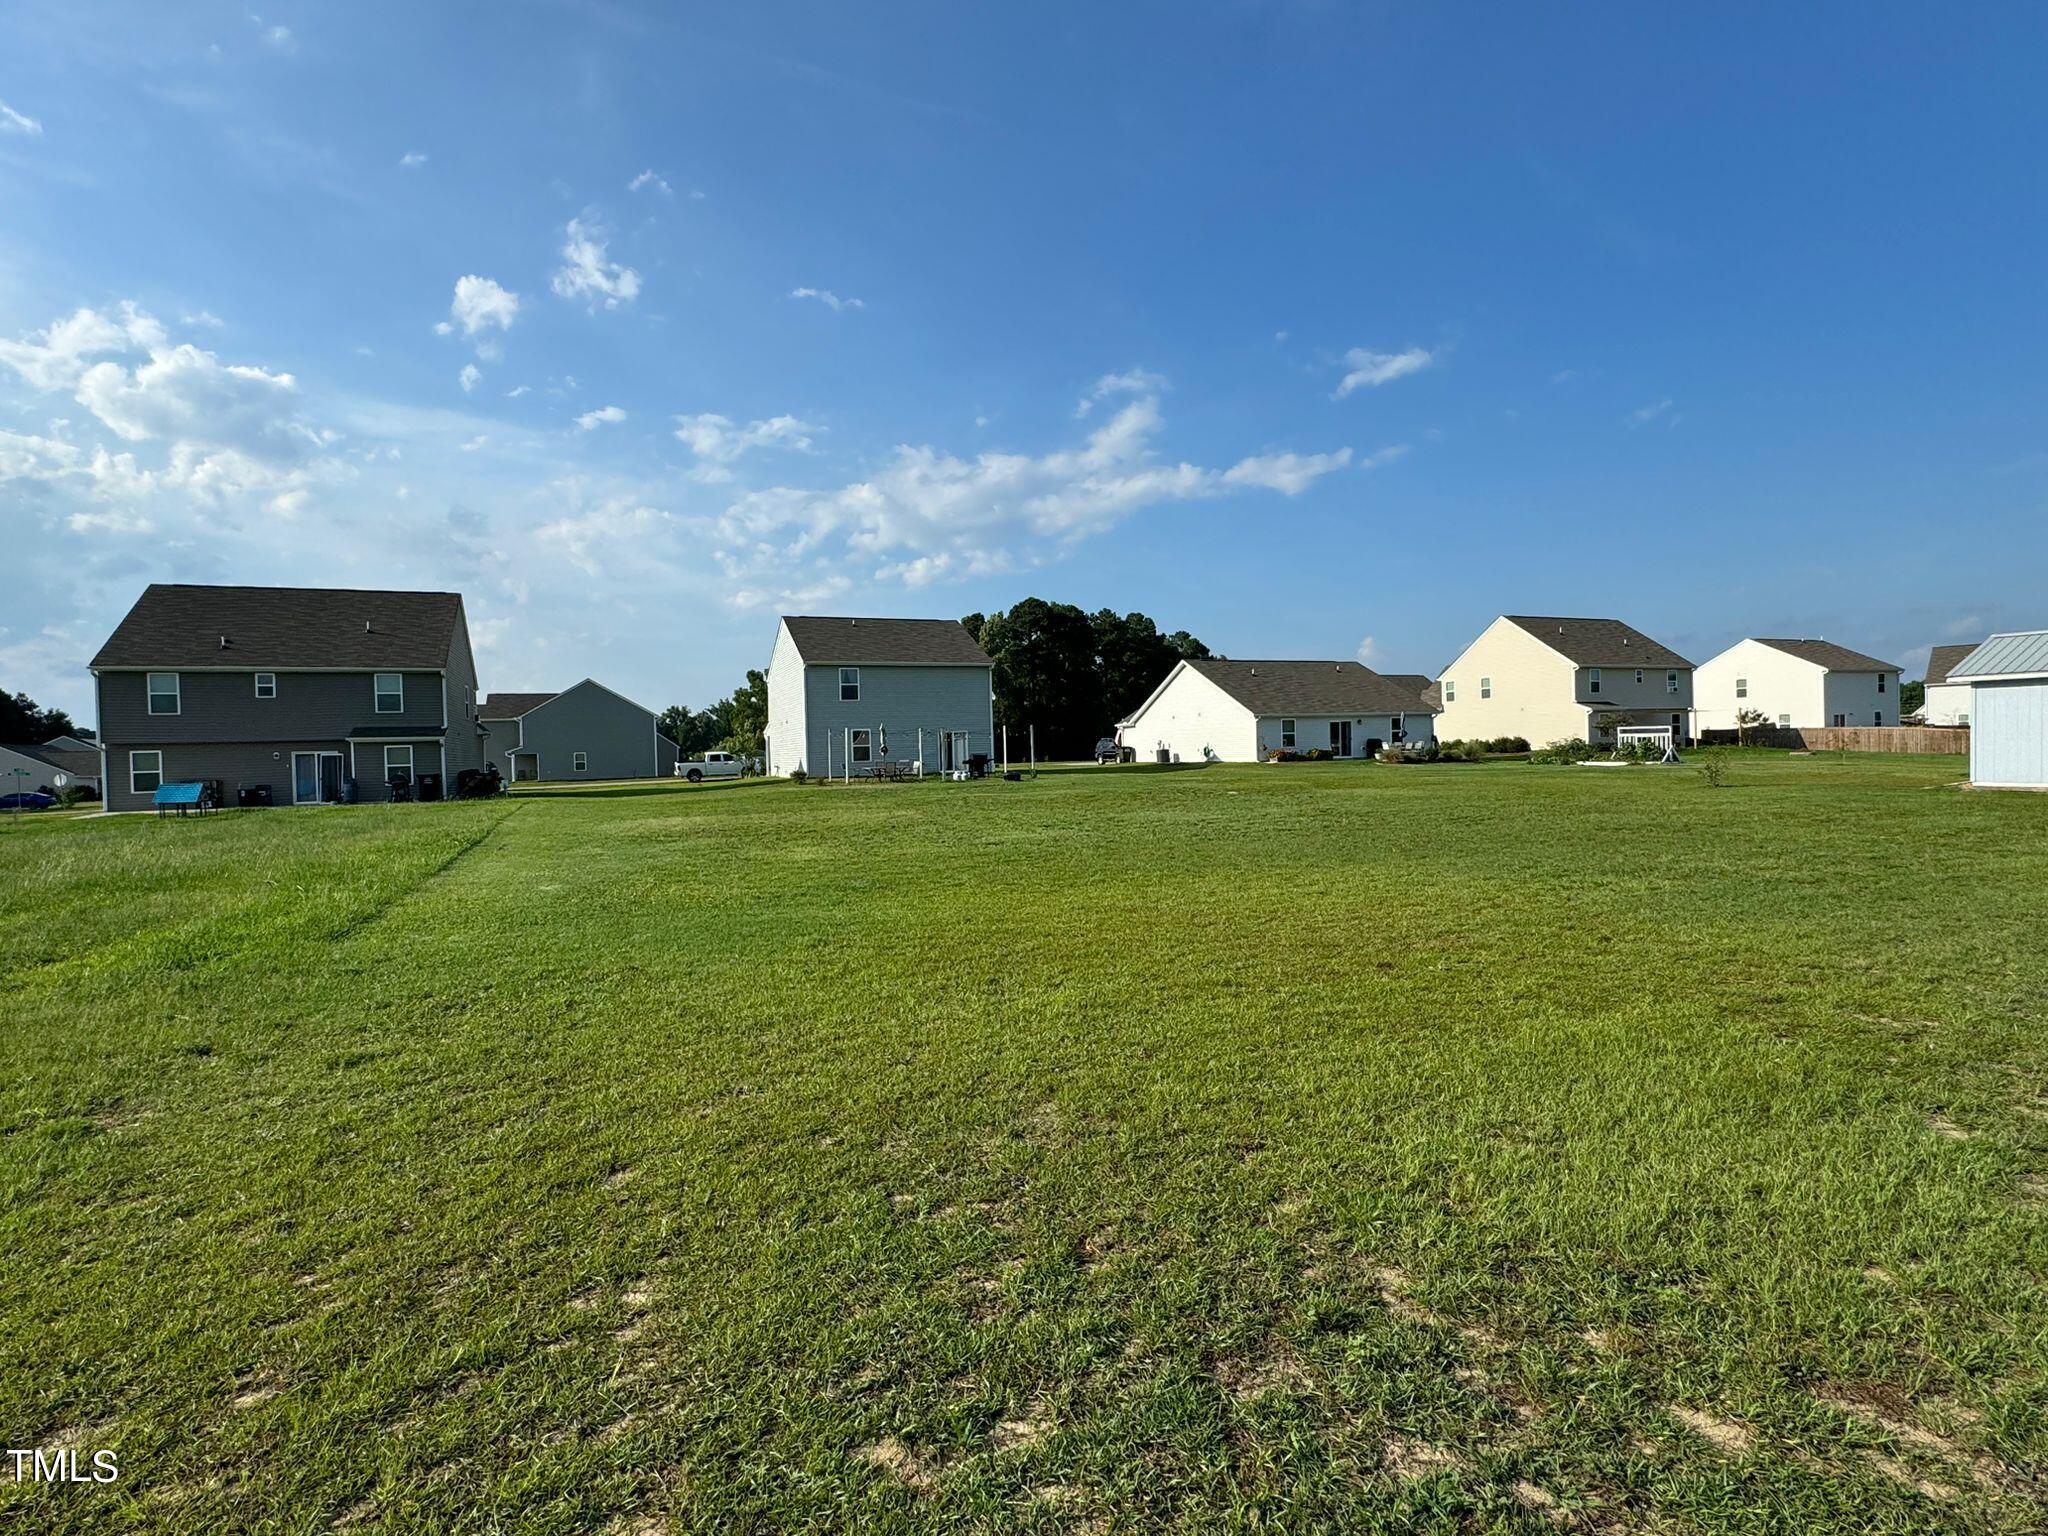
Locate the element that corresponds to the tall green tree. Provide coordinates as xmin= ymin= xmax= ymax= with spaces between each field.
xmin=0 ymin=691 xmax=76 ymax=743
xmin=1091 ymin=609 xmax=1211 ymax=723
xmin=1899 ymin=678 xmax=1926 ymax=717
xmin=975 ymin=600 xmax=1209 ymax=758
xmin=718 ymin=669 xmax=768 ymax=756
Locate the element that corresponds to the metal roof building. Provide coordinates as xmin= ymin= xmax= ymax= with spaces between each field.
xmin=1951 ymin=630 xmax=2048 ymax=788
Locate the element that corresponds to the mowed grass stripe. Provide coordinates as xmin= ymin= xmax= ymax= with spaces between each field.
xmin=1 ymin=754 xmax=2043 ymax=1532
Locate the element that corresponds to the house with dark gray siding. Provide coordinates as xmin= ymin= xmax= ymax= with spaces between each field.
xmin=479 ymin=680 xmax=676 ymax=781
xmin=764 ymin=616 xmax=994 ymax=777
xmin=90 ymin=584 xmax=486 ymax=810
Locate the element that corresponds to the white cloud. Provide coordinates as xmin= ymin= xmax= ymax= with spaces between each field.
xmin=0 ymin=303 xmax=164 ymax=390
xmin=1355 ymin=635 xmax=1383 ymax=666
xmin=1075 ymin=368 xmax=1167 ymax=418
xmin=790 ymin=286 xmax=864 ymax=312
xmin=551 ymin=218 xmax=641 ymax=308
xmin=459 ymin=364 xmax=480 ymax=393
xmin=628 ymin=168 xmax=672 ymax=196
xmin=1628 ymin=396 xmax=1675 ymax=426
xmin=576 ymin=405 xmax=627 ymax=430
xmin=1333 ymin=346 xmax=1435 ymax=398
xmin=444 ymin=275 xmax=519 ymax=338
xmin=400 ymin=151 xmax=428 ymax=168
xmin=0 ymin=100 xmax=42 ymax=137
xmin=505 ymin=385 xmax=530 ymax=399
xmin=673 ymin=412 xmax=817 ymax=476
xmin=181 ymin=309 xmax=224 ymax=328
xmin=705 ymin=383 xmax=1349 ymax=606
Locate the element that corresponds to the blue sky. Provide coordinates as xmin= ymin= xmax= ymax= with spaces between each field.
xmin=4 ymin=2 xmax=2046 ymax=723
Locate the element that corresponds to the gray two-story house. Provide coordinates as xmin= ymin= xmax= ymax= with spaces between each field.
xmin=765 ymin=616 xmax=994 ymax=777
xmin=91 ymin=584 xmax=486 ymax=810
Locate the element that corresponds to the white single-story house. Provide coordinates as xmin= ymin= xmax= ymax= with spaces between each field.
xmin=764 ymin=616 xmax=994 ymax=777
xmin=1950 ymin=631 xmax=2048 ymax=789
xmin=1694 ymin=638 xmax=1902 ymax=732
xmin=1434 ymin=616 xmax=1694 ymax=746
xmin=1918 ymin=643 xmax=1978 ymax=727
xmin=1116 ymin=658 xmax=1437 ymax=763
xmin=0 ymin=740 xmax=101 ymax=796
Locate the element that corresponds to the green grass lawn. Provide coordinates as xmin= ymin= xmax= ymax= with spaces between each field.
xmin=2 ymin=753 xmax=2044 ymax=1533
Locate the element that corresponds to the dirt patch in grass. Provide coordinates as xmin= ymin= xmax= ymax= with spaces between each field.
xmin=1670 ymin=1405 xmax=1754 ymax=1455
xmin=859 ymin=1437 xmax=937 ymax=1491
xmin=603 ymin=1166 xmax=639 ymax=1189
xmin=1381 ymin=1437 xmax=1463 ymax=1478
xmin=231 ymin=1370 xmax=284 ymax=1410
xmin=1513 ymin=1480 xmax=1566 ymax=1523
xmin=1215 ymin=1347 xmax=1308 ymax=1401
xmin=1812 ymin=1383 xmax=2003 ymax=1491
xmin=1926 ymin=1115 xmax=1973 ymax=1141
xmin=992 ymin=1399 xmax=1054 ymax=1452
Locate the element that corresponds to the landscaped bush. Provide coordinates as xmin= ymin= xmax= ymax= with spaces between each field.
xmin=1266 ymin=749 xmax=1305 ymax=763
xmin=1530 ymin=738 xmax=1594 ymax=764
xmin=790 ymin=767 xmax=808 ymax=785
xmin=56 ymin=784 xmax=99 ymax=808
xmin=1485 ymin=736 xmax=1530 ymax=754
xmin=1303 ymin=748 xmax=1333 ymax=761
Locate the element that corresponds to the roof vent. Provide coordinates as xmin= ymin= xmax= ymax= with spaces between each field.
xmin=218 ymin=634 xmax=230 ymax=649
xmin=364 ymin=620 xmax=373 ymax=632
xmin=1622 ymin=636 xmax=1630 ymax=645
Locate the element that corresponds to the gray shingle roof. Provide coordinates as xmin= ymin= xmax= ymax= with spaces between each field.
xmin=478 ymin=692 xmax=558 ymax=720
xmin=1184 ymin=659 xmax=1436 ymax=717
xmin=1 ymin=743 xmax=98 ymax=778
xmin=1504 ymin=616 xmax=1692 ymax=669
xmin=91 ymin=584 xmax=465 ymax=670
xmin=782 ymin=616 xmax=991 ymax=666
xmin=1950 ymin=630 xmax=2048 ymax=681
xmin=1923 ymin=643 xmax=1978 ymax=686
xmin=1752 ymin=638 xmax=1900 ymax=673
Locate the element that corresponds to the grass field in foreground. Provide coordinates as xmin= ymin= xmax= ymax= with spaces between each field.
xmin=1 ymin=753 xmax=2044 ymax=1534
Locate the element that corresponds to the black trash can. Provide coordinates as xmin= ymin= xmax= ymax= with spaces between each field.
xmin=416 ymin=772 xmax=443 ymax=802
xmin=239 ymin=783 xmax=274 ymax=808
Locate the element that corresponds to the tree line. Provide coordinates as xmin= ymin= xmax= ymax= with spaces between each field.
xmin=1 ymin=691 xmax=83 ymax=743
xmin=658 ymin=670 xmax=766 ymax=760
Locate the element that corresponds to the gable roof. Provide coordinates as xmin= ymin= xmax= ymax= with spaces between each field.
xmin=478 ymin=692 xmax=558 ymax=720
xmin=1503 ymin=616 xmax=1692 ymax=669
xmin=91 ymin=584 xmax=465 ymax=670
xmin=781 ymin=615 xmax=990 ymax=666
xmin=1 ymin=742 xmax=99 ymax=778
xmin=1923 ymin=643 xmax=1977 ymax=687
xmin=1750 ymin=638 xmax=1900 ymax=673
xmin=1950 ymin=630 xmax=2048 ymax=682
xmin=1182 ymin=659 xmax=1436 ymax=717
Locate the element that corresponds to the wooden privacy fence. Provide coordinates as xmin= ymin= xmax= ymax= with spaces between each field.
xmin=1699 ymin=725 xmax=1969 ymax=755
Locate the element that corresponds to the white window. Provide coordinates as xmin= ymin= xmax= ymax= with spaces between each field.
xmin=850 ymin=728 xmax=872 ymax=763
xmin=1391 ymin=713 xmax=1407 ymax=743
xmin=147 ymin=672 xmax=181 ymax=715
xmin=129 ymin=750 xmax=163 ymax=794
xmin=254 ymin=672 xmax=276 ymax=698
xmin=1479 ymin=676 xmax=1492 ymax=699
xmin=1280 ymin=719 xmax=1296 ymax=748
xmin=384 ymin=745 xmax=413 ymax=775
xmin=1877 ymin=673 xmax=1887 ymax=694
xmin=1588 ymin=668 xmax=1602 ymax=695
xmin=1635 ymin=669 xmax=1644 ymax=684
xmin=572 ymin=751 xmax=588 ymax=772
xmin=1778 ymin=714 xmax=1791 ymax=728
xmin=1960 ymin=712 xmax=1970 ymax=726
xmin=1443 ymin=680 xmax=1456 ymax=704
xmin=374 ymin=673 xmax=404 ymax=713
xmin=1735 ymin=677 xmax=1747 ymax=699
xmin=839 ymin=667 xmax=859 ymax=702
xmin=1667 ymin=671 xmax=1680 ymax=694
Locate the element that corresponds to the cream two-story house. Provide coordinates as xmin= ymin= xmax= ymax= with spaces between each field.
xmin=1694 ymin=638 xmax=1901 ymax=733
xmin=1433 ymin=616 xmax=1694 ymax=746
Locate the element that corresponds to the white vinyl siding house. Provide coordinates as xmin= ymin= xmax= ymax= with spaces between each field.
xmin=1694 ymin=638 xmax=1901 ymax=733
xmin=1116 ymin=659 xmax=1437 ymax=763
xmin=1950 ymin=631 xmax=2048 ymax=789
xmin=765 ymin=616 xmax=995 ymax=778
xmin=1919 ymin=643 xmax=1978 ymax=726
xmin=1433 ymin=616 xmax=1694 ymax=746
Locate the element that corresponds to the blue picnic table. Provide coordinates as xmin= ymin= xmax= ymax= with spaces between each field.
xmin=153 ymin=782 xmax=213 ymax=816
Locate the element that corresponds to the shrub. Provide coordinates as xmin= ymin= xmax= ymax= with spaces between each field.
xmin=1530 ymin=738 xmax=1593 ymax=764
xmin=1304 ymin=747 xmax=1332 ymax=761
xmin=1266 ymin=749 xmax=1305 ymax=763
xmin=1697 ymin=752 xmax=1728 ymax=788
xmin=1486 ymin=736 xmax=1530 ymax=754
xmin=790 ymin=767 xmax=808 ymax=785
xmin=56 ymin=784 xmax=99 ymax=808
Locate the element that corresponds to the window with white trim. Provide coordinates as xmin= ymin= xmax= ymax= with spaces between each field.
xmin=1635 ymin=669 xmax=1644 ymax=684
xmin=384 ymin=745 xmax=413 ymax=775
xmin=1391 ymin=713 xmax=1407 ymax=743
xmin=1778 ymin=714 xmax=1791 ymax=727
xmin=839 ymin=667 xmax=860 ymax=702
xmin=1667 ymin=671 xmax=1680 ymax=694
xmin=1735 ymin=677 xmax=1748 ymax=698
xmin=1877 ymin=673 xmax=1887 ymax=694
xmin=1443 ymin=679 xmax=1456 ymax=703
xmin=1280 ymin=719 xmax=1296 ymax=748
xmin=129 ymin=750 xmax=163 ymax=794
xmin=147 ymin=672 xmax=181 ymax=715
xmin=572 ymin=751 xmax=588 ymax=772
xmin=1960 ymin=712 xmax=1970 ymax=726
xmin=1588 ymin=668 xmax=1602 ymax=694
xmin=850 ymin=728 xmax=872 ymax=763
xmin=1479 ymin=676 xmax=1492 ymax=699
xmin=374 ymin=673 xmax=404 ymax=713
xmin=254 ymin=672 xmax=276 ymax=698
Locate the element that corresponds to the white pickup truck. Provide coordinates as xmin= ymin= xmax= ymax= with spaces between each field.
xmin=674 ymin=750 xmax=746 ymax=783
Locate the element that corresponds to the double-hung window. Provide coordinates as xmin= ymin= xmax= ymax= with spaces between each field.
xmin=129 ymin=750 xmax=163 ymax=794
xmin=1735 ymin=677 xmax=1748 ymax=699
xmin=1443 ymin=680 xmax=1456 ymax=704
xmin=147 ymin=672 xmax=180 ymax=715
xmin=1778 ymin=714 xmax=1791 ymax=728
xmin=374 ymin=673 xmax=403 ymax=713
xmin=1479 ymin=677 xmax=1492 ymax=699
xmin=254 ymin=672 xmax=277 ymax=699
xmin=850 ymin=728 xmax=872 ymax=763
xmin=384 ymin=745 xmax=413 ymax=776
xmin=572 ymin=751 xmax=588 ymax=772
xmin=1667 ymin=671 xmax=1680 ymax=694
xmin=1391 ymin=714 xmax=1407 ymax=743
xmin=1588 ymin=668 xmax=1602 ymax=695
xmin=839 ymin=667 xmax=860 ymax=702
xmin=1634 ymin=669 xmax=1644 ymax=685
xmin=1279 ymin=719 xmax=1296 ymax=748
xmin=1877 ymin=673 xmax=1888 ymax=694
